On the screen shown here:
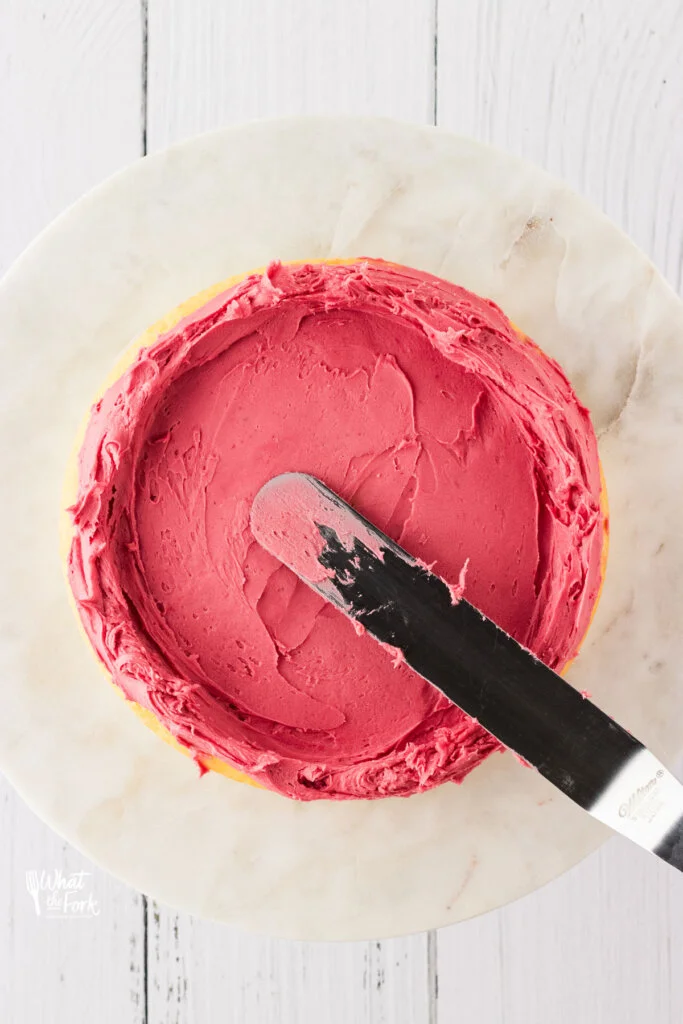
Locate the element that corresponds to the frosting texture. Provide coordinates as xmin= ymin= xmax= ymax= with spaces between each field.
xmin=67 ymin=260 xmax=604 ymax=800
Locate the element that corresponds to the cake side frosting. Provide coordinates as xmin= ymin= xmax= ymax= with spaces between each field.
xmin=66 ymin=259 xmax=605 ymax=800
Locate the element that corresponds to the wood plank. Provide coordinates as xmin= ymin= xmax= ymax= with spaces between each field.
xmin=437 ymin=4 xmax=683 ymax=1019
xmin=148 ymin=905 xmax=431 ymax=1024
xmin=147 ymin=0 xmax=437 ymax=152
xmin=0 ymin=3 xmax=145 ymax=1022
xmin=0 ymin=0 xmax=143 ymax=276
xmin=436 ymin=0 xmax=683 ymax=290
xmin=0 ymin=778 xmax=146 ymax=1023
xmin=146 ymin=2 xmax=436 ymax=1020
xmin=438 ymin=838 xmax=683 ymax=1024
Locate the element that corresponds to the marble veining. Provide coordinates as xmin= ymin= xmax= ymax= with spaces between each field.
xmin=0 ymin=118 xmax=683 ymax=939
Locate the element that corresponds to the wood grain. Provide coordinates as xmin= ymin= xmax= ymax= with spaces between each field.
xmin=438 ymin=838 xmax=683 ymax=1024
xmin=0 ymin=779 xmax=146 ymax=1023
xmin=0 ymin=0 xmax=143 ymax=277
xmin=436 ymin=0 xmax=683 ymax=292
xmin=148 ymin=906 xmax=431 ymax=1024
xmin=146 ymin=0 xmax=436 ymax=152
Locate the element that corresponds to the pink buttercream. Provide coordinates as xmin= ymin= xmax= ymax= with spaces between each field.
xmin=67 ymin=259 xmax=604 ymax=800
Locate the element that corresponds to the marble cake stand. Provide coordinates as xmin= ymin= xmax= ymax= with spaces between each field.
xmin=1 ymin=117 xmax=682 ymax=940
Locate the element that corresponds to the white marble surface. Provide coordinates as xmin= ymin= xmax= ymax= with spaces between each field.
xmin=4 ymin=3 xmax=683 ymax=1021
xmin=1 ymin=116 xmax=683 ymax=943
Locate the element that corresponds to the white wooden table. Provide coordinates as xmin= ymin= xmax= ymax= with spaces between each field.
xmin=2 ymin=2 xmax=683 ymax=1021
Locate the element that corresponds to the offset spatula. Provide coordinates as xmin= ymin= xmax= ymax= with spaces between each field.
xmin=251 ymin=472 xmax=683 ymax=873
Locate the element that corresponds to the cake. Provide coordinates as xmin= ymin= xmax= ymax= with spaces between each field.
xmin=63 ymin=259 xmax=606 ymax=801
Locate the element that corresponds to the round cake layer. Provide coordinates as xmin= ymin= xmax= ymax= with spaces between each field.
xmin=67 ymin=259 xmax=605 ymax=800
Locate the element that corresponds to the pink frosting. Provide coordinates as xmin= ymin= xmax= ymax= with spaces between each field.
xmin=67 ymin=260 xmax=604 ymax=800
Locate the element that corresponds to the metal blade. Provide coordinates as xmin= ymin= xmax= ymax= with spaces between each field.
xmin=251 ymin=472 xmax=683 ymax=872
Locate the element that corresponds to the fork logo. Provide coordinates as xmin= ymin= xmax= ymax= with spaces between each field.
xmin=25 ymin=869 xmax=101 ymax=918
